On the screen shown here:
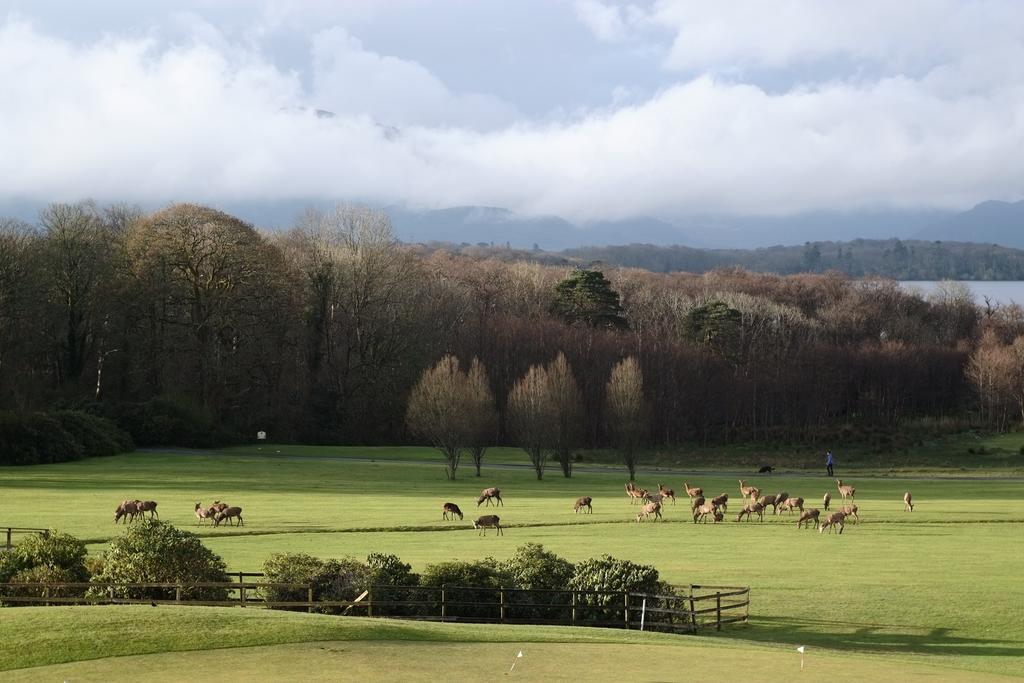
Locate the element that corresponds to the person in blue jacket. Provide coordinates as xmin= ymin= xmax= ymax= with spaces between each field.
xmin=826 ymin=450 xmax=834 ymax=477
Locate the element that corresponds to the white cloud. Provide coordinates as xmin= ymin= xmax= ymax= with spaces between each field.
xmin=1 ymin=13 xmax=1023 ymax=220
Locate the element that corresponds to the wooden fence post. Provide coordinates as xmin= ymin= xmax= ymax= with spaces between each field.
xmin=745 ymin=588 xmax=750 ymax=623
xmin=441 ymin=585 xmax=447 ymax=623
xmin=571 ymin=591 xmax=577 ymax=626
xmin=308 ymin=585 xmax=314 ymax=613
xmin=716 ymin=592 xmax=721 ymax=631
xmin=624 ymin=592 xmax=630 ymax=629
xmin=500 ymin=587 xmax=506 ymax=623
xmin=5 ymin=528 xmax=10 ymax=550
xmin=688 ymin=589 xmax=697 ymax=633
xmin=367 ymin=586 xmax=373 ymax=618
xmin=175 ymin=583 xmax=182 ymax=603
xmin=240 ymin=583 xmax=247 ymax=608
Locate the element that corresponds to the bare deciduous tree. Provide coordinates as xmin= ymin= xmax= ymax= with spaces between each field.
xmin=605 ymin=356 xmax=648 ymax=480
xmin=465 ymin=358 xmax=498 ymax=477
xmin=507 ymin=363 xmax=556 ymax=480
xmin=406 ymin=355 xmax=470 ymax=480
xmin=546 ymin=352 xmax=583 ymax=477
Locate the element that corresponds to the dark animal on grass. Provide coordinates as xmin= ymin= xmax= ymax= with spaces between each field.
xmin=690 ymin=495 xmax=706 ymax=512
xmin=758 ymin=465 xmax=774 ymax=474
xmin=443 ymin=502 xmax=464 ymax=521
xmin=474 ymin=515 xmax=502 ymax=536
xmin=711 ymin=493 xmax=729 ymax=512
xmin=213 ymin=506 xmax=243 ymax=527
xmin=574 ymin=496 xmax=593 ymax=514
xmin=477 ymin=487 xmax=503 ymax=507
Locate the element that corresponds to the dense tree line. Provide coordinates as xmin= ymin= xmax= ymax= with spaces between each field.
xmin=561 ymin=239 xmax=1024 ymax=280
xmin=3 ymin=202 xmax=1021 ymax=453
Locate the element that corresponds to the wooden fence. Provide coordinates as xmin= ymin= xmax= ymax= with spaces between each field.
xmin=2 ymin=527 xmax=49 ymax=551
xmin=0 ymin=580 xmax=748 ymax=633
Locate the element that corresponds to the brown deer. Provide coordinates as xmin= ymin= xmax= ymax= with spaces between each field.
xmin=683 ymin=482 xmax=703 ymax=499
xmin=135 ymin=500 xmax=158 ymax=519
xmin=114 ymin=500 xmax=139 ymax=524
xmin=477 ymin=487 xmax=503 ymax=507
xmin=213 ymin=506 xmax=243 ymax=527
xmin=636 ymin=501 xmax=663 ymax=522
xmin=693 ymin=501 xmax=717 ymax=523
xmin=474 ymin=515 xmax=502 ymax=536
xmin=194 ymin=502 xmax=215 ymax=525
xmin=711 ymin=493 xmax=729 ymax=512
xmin=836 ymin=480 xmax=856 ymax=503
xmin=626 ymin=483 xmax=648 ymax=505
xmin=690 ymin=495 xmax=706 ymax=512
xmin=739 ymin=480 xmax=758 ymax=500
xmin=839 ymin=504 xmax=860 ymax=523
xmin=796 ymin=508 xmax=820 ymax=529
xmin=820 ymin=511 xmax=847 ymax=534
xmin=736 ymin=501 xmax=765 ymax=522
xmin=904 ymin=491 xmax=913 ymax=512
xmin=822 ymin=492 xmax=832 ymax=511
xmin=777 ymin=497 xmax=805 ymax=515
xmin=769 ymin=492 xmax=789 ymax=515
xmin=443 ymin=502 xmax=464 ymax=520
xmin=574 ymin=496 xmax=593 ymax=514
xmin=658 ymin=484 xmax=676 ymax=505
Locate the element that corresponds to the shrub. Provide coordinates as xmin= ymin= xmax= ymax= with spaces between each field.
xmin=89 ymin=520 xmax=228 ymax=601
xmin=262 ymin=553 xmax=371 ymax=614
xmin=568 ymin=555 xmax=662 ymax=625
xmin=366 ymin=552 xmax=420 ymax=617
xmin=420 ymin=559 xmax=507 ymax=620
xmin=501 ymin=543 xmax=575 ymax=621
xmin=0 ymin=531 xmax=91 ymax=605
xmin=0 ymin=412 xmax=83 ymax=465
xmin=52 ymin=410 xmax=133 ymax=457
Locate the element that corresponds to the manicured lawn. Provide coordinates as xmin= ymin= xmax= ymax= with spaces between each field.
xmin=1 ymin=448 xmax=1023 ymax=679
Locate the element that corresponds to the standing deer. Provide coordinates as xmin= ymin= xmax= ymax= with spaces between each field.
xmin=657 ymin=484 xmax=676 ymax=505
xmin=836 ymin=480 xmax=856 ymax=503
xmin=474 ymin=515 xmax=502 ymax=536
xmin=739 ymin=480 xmax=758 ymax=500
xmin=135 ymin=500 xmax=158 ymax=519
xmin=636 ymin=501 xmax=663 ymax=522
xmin=822 ymin=492 xmax=832 ymax=511
xmin=477 ymin=488 xmax=503 ymax=507
xmin=904 ymin=491 xmax=914 ymax=512
xmin=683 ymin=482 xmax=703 ymax=499
xmin=796 ymin=508 xmax=820 ymax=530
xmin=194 ymin=502 xmax=214 ymax=525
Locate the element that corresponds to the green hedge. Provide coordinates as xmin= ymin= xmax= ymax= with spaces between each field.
xmin=96 ymin=397 xmax=234 ymax=448
xmin=0 ymin=410 xmax=132 ymax=465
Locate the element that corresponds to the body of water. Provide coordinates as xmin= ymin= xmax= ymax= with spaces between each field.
xmin=900 ymin=281 xmax=1024 ymax=306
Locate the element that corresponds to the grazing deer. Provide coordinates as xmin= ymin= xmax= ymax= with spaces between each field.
xmin=904 ymin=491 xmax=913 ymax=512
xmin=797 ymin=508 xmax=820 ymax=530
xmin=736 ymin=501 xmax=765 ymax=522
xmin=693 ymin=501 xmax=717 ymax=524
xmin=114 ymin=500 xmax=140 ymax=524
xmin=442 ymin=502 xmax=464 ymax=521
xmin=820 ymin=511 xmax=847 ymax=534
xmin=574 ymin=496 xmax=593 ymax=514
xmin=777 ymin=497 xmax=805 ymax=515
xmin=477 ymin=487 xmax=503 ymax=507
xmin=683 ymin=482 xmax=703 ymax=499
xmin=474 ymin=515 xmax=502 ymax=536
xmin=213 ymin=506 xmax=243 ymax=527
xmin=636 ymin=501 xmax=663 ymax=522
xmin=836 ymin=480 xmax=855 ymax=502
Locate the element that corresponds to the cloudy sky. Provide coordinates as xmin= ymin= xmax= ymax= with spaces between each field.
xmin=1 ymin=0 xmax=1023 ymax=220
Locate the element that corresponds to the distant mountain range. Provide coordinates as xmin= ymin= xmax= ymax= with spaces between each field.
xmin=2 ymin=198 xmax=1022 ymax=250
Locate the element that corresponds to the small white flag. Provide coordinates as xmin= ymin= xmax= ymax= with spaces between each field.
xmin=517 ymin=651 xmax=523 ymax=658
xmin=797 ymin=646 xmax=805 ymax=654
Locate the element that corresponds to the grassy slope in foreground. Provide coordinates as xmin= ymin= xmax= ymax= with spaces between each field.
xmin=1 ymin=451 xmax=1023 ymax=678
xmin=0 ymin=606 xmax=1018 ymax=683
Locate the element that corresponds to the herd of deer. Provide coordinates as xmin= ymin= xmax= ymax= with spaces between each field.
xmin=626 ymin=478 xmax=915 ymax=535
xmin=111 ymin=499 xmax=243 ymax=527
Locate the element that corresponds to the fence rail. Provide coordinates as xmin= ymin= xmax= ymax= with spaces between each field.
xmin=1 ymin=527 xmax=49 ymax=551
xmin=0 ymin=579 xmax=748 ymax=633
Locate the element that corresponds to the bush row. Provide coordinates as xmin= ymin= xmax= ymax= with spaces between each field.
xmin=0 ymin=410 xmax=133 ymax=465
xmin=89 ymin=397 xmax=236 ymax=448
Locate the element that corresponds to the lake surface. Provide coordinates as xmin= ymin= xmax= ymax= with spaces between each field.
xmin=900 ymin=281 xmax=1024 ymax=306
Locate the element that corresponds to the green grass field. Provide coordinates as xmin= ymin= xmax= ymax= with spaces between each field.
xmin=1 ymin=447 xmax=1023 ymax=680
